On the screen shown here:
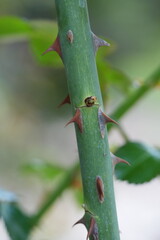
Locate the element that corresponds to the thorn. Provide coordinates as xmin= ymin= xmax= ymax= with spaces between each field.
xmin=73 ymin=216 xmax=85 ymax=227
xmin=101 ymin=112 xmax=118 ymax=125
xmin=96 ymin=176 xmax=104 ymax=203
xmin=58 ymin=95 xmax=71 ymax=107
xmin=86 ymin=217 xmax=95 ymax=240
xmin=65 ymin=108 xmax=83 ymax=132
xmin=98 ymin=108 xmax=118 ymax=138
xmin=110 ymin=152 xmax=130 ymax=166
xmin=86 ymin=217 xmax=99 ymax=240
xmin=42 ymin=35 xmax=62 ymax=57
xmin=67 ymin=30 xmax=74 ymax=43
xmin=92 ymin=32 xmax=110 ymax=53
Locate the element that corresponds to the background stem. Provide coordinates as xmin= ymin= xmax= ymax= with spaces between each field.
xmin=110 ymin=67 xmax=160 ymax=123
xmin=31 ymin=163 xmax=79 ymax=226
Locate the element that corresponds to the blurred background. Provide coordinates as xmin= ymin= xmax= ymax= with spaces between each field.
xmin=0 ymin=0 xmax=160 ymax=239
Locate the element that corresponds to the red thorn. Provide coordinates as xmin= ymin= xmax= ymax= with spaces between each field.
xmin=110 ymin=152 xmax=130 ymax=166
xmin=65 ymin=108 xmax=83 ymax=133
xmin=96 ymin=176 xmax=104 ymax=203
xmin=86 ymin=217 xmax=99 ymax=240
xmin=101 ymin=111 xmax=118 ymax=125
xmin=86 ymin=217 xmax=95 ymax=240
xmin=58 ymin=95 xmax=71 ymax=108
xmin=98 ymin=108 xmax=118 ymax=138
xmin=92 ymin=32 xmax=110 ymax=53
xmin=42 ymin=35 xmax=62 ymax=57
xmin=73 ymin=216 xmax=85 ymax=227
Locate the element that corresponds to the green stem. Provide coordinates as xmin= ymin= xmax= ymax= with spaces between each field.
xmin=110 ymin=67 xmax=160 ymax=123
xmin=31 ymin=163 xmax=79 ymax=226
xmin=55 ymin=0 xmax=120 ymax=239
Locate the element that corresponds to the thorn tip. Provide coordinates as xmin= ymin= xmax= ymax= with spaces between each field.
xmin=92 ymin=32 xmax=110 ymax=53
xmin=110 ymin=152 xmax=130 ymax=166
xmin=58 ymin=95 xmax=71 ymax=107
xmin=96 ymin=176 xmax=104 ymax=203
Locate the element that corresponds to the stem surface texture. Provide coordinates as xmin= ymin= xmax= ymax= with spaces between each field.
xmin=55 ymin=0 xmax=120 ymax=239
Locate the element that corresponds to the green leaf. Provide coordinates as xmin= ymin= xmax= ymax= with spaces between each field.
xmin=115 ymin=142 xmax=160 ymax=184
xmin=22 ymin=158 xmax=65 ymax=180
xmin=0 ymin=190 xmax=32 ymax=240
xmin=0 ymin=16 xmax=31 ymax=36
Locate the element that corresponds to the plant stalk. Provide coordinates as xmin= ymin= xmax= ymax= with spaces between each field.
xmin=31 ymin=163 xmax=79 ymax=226
xmin=55 ymin=0 xmax=120 ymax=239
xmin=110 ymin=67 xmax=160 ymax=123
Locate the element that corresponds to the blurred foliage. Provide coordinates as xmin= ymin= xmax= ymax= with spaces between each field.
xmin=0 ymin=16 xmax=132 ymax=112
xmin=22 ymin=158 xmax=65 ymax=180
xmin=0 ymin=190 xmax=32 ymax=240
xmin=0 ymin=16 xmax=31 ymax=36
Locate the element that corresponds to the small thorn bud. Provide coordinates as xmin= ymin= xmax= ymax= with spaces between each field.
xmin=58 ymin=95 xmax=71 ymax=107
xmin=98 ymin=108 xmax=118 ymax=138
xmin=110 ymin=152 xmax=130 ymax=166
xmin=84 ymin=96 xmax=97 ymax=107
xmin=66 ymin=108 xmax=83 ymax=132
xmin=96 ymin=176 xmax=104 ymax=203
xmin=42 ymin=35 xmax=62 ymax=57
xmin=67 ymin=30 xmax=74 ymax=43
xmin=92 ymin=32 xmax=110 ymax=53
xmin=82 ymin=204 xmax=94 ymax=216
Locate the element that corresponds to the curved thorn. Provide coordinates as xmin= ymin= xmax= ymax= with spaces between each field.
xmin=92 ymin=32 xmax=110 ymax=53
xmin=73 ymin=216 xmax=85 ymax=227
xmin=110 ymin=152 xmax=130 ymax=166
xmin=58 ymin=95 xmax=71 ymax=107
xmin=98 ymin=108 xmax=118 ymax=138
xmin=65 ymin=108 xmax=83 ymax=132
xmin=101 ymin=111 xmax=118 ymax=125
xmin=42 ymin=35 xmax=62 ymax=57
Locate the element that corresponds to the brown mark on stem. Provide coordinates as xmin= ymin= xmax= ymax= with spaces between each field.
xmin=98 ymin=107 xmax=118 ymax=138
xmin=67 ymin=30 xmax=74 ymax=43
xmin=65 ymin=108 xmax=83 ymax=132
xmin=96 ymin=176 xmax=104 ymax=203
